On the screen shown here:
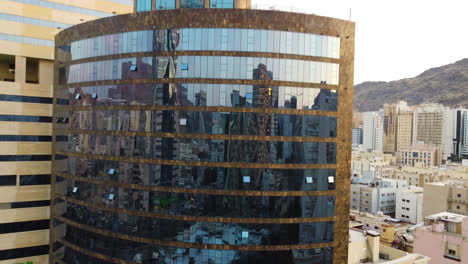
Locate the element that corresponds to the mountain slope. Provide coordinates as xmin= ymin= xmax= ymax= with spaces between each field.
xmin=354 ymin=58 xmax=468 ymax=112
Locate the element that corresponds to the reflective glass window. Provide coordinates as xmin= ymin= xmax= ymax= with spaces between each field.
xmin=0 ymin=33 xmax=54 ymax=47
xmin=62 ymin=226 xmax=334 ymax=264
xmin=64 ymin=135 xmax=337 ymax=164
xmin=69 ymin=110 xmax=337 ymax=138
xmin=156 ymin=0 xmax=176 ymax=9
xmin=181 ymin=0 xmax=204 ymax=8
xmin=64 ymin=84 xmax=338 ymax=111
xmin=64 ymin=202 xmax=334 ymax=245
xmin=210 ymin=0 xmax=234 ymax=8
xmin=9 ymin=0 xmax=112 ymax=17
xmin=67 ymin=29 xmax=340 ymax=60
xmin=0 ymin=13 xmax=71 ymax=29
xmin=62 ymin=156 xmax=336 ymax=192
xmin=63 ymin=56 xmax=338 ymax=85
xmin=60 ymin=178 xmax=335 ymax=218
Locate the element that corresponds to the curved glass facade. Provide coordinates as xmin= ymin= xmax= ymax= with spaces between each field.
xmin=52 ymin=8 xmax=355 ymax=264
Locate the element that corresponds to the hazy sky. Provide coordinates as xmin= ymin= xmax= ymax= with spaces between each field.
xmin=253 ymin=0 xmax=468 ymax=84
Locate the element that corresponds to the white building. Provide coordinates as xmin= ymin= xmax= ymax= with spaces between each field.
xmin=395 ymin=186 xmax=424 ymax=224
xmin=363 ymin=111 xmax=383 ymax=152
xmin=351 ymin=178 xmax=408 ymax=216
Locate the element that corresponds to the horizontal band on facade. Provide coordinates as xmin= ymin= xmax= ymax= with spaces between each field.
xmin=54 ymin=105 xmax=338 ymax=117
xmin=56 ymin=239 xmax=132 ymax=264
xmin=54 ymin=78 xmax=339 ymax=90
xmin=54 ymin=151 xmax=338 ymax=170
xmin=54 ymin=215 xmax=335 ymax=251
xmin=56 ymin=172 xmax=336 ymax=197
xmin=55 ymin=129 xmax=337 ymax=143
xmin=0 ymin=94 xmax=53 ymax=104
xmin=60 ymin=50 xmax=340 ymax=67
xmin=55 ymin=9 xmax=354 ymax=46
xmin=56 ymin=194 xmax=335 ymax=224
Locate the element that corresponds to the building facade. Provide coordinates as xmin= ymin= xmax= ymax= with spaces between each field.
xmin=423 ymin=181 xmax=468 ymax=217
xmin=0 ymin=1 xmax=132 ymax=264
xmin=348 ymin=229 xmax=430 ymax=264
xmin=363 ymin=111 xmax=383 ymax=152
xmin=413 ymin=212 xmax=468 ymax=264
xmin=396 ymin=109 xmax=413 ymax=152
xmin=397 ymin=143 xmax=441 ymax=168
xmin=351 ymin=178 xmax=407 ymax=217
xmin=413 ymin=104 xmax=454 ymax=160
xmin=395 ymin=186 xmax=423 ymax=224
xmin=50 ymin=2 xmax=355 ymax=264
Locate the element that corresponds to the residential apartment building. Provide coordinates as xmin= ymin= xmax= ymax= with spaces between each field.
xmin=351 ymin=178 xmax=408 ymax=216
xmin=348 ymin=228 xmax=430 ymax=264
xmin=0 ymin=1 xmax=132 ymax=264
xmin=351 ymin=151 xmax=395 ymax=177
xmin=413 ymin=104 xmax=455 ymax=160
xmin=423 ymin=181 xmax=468 ymax=217
xmin=397 ymin=143 xmax=442 ymax=168
xmin=413 ymin=212 xmax=468 ymax=263
xmin=395 ymin=186 xmax=423 ymax=224
xmin=396 ymin=109 xmax=413 ymax=152
xmin=363 ymin=111 xmax=383 ymax=152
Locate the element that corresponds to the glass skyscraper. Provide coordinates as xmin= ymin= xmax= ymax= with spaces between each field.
xmin=51 ymin=1 xmax=355 ymax=263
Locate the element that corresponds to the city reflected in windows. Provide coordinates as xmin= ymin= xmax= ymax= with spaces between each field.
xmin=52 ymin=5 xmax=355 ymax=264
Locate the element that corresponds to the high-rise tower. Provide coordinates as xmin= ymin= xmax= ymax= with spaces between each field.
xmin=50 ymin=1 xmax=355 ymax=263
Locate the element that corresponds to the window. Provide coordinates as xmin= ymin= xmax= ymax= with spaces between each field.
xmin=109 ymin=168 xmax=115 ymax=175
xmin=136 ymin=0 xmax=152 ymax=11
xmin=181 ymin=63 xmax=189 ymax=70
xmin=328 ymin=176 xmax=334 ymax=183
xmin=305 ymin=177 xmax=313 ymax=183
xmin=456 ymin=206 xmax=460 ymax=209
xmin=72 ymin=187 xmax=78 ymax=193
xmin=243 ymin=176 xmax=251 ymax=183
xmin=181 ymin=0 xmax=204 ymax=8
xmin=75 ymin=93 xmax=81 ymax=100
xmin=156 ymin=0 xmax=176 ymax=9
xmin=92 ymin=93 xmax=98 ymax=99
xmin=130 ymin=64 xmax=137 ymax=71
xmin=210 ymin=0 xmax=234 ymax=8
xmin=180 ymin=119 xmax=187 ymax=125
xmin=448 ymin=249 xmax=456 ymax=255
xmin=108 ymin=193 xmax=115 ymax=200
xmin=374 ymin=226 xmax=379 ymax=229
xmin=0 ymin=175 xmax=16 ymax=186
xmin=20 ymin=175 xmax=50 ymax=186
xmin=241 ymin=231 xmax=249 ymax=238
xmin=457 ymin=194 xmax=461 ymax=198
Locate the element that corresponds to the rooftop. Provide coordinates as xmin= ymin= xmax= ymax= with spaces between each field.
xmin=426 ymin=212 xmax=467 ymax=223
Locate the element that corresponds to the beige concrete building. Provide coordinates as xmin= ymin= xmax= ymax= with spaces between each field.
xmin=0 ymin=1 xmax=132 ymax=263
xmin=383 ymin=101 xmax=411 ymax=155
xmin=413 ymin=104 xmax=455 ymax=160
xmin=396 ymin=109 xmax=413 ymax=152
xmin=387 ymin=165 xmax=468 ymax=187
xmin=413 ymin=212 xmax=468 ymax=264
xmin=397 ymin=143 xmax=442 ymax=168
xmin=423 ymin=181 xmax=468 ymax=218
xmin=348 ymin=228 xmax=430 ymax=264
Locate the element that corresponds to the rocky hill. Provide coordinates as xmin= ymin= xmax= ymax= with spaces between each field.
xmin=354 ymin=58 xmax=468 ymax=112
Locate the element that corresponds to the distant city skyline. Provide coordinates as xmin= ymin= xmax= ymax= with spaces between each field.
xmin=253 ymin=0 xmax=468 ymax=84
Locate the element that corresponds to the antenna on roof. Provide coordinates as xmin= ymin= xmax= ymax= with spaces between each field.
xmin=349 ymin=8 xmax=352 ymax=20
